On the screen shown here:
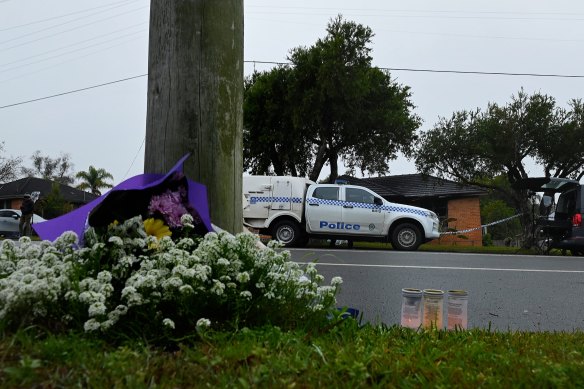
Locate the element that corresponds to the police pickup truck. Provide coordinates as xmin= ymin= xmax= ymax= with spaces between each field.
xmin=243 ymin=176 xmax=440 ymax=250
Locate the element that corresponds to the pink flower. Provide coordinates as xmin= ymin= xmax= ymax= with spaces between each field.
xmin=148 ymin=188 xmax=189 ymax=228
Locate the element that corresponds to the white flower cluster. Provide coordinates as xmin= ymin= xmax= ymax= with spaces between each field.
xmin=0 ymin=218 xmax=342 ymax=337
xmin=196 ymin=317 xmax=211 ymax=329
xmin=0 ymin=237 xmax=75 ymax=321
xmin=180 ymin=214 xmax=194 ymax=229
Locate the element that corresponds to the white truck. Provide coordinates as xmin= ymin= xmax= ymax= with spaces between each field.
xmin=243 ymin=176 xmax=440 ymax=250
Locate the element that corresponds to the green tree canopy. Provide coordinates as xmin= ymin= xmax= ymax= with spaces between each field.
xmin=416 ymin=90 xmax=563 ymax=186
xmin=535 ymin=98 xmax=584 ymax=179
xmin=481 ymin=199 xmax=521 ymax=241
xmin=75 ymin=166 xmax=114 ymax=196
xmin=244 ymin=15 xmax=420 ymax=182
xmin=415 ymin=89 xmax=584 ymax=194
xmin=35 ymin=182 xmax=73 ymax=219
xmin=244 ymin=67 xmax=311 ymax=176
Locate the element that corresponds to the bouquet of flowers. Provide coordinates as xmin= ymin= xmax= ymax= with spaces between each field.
xmin=86 ymin=170 xmax=208 ymax=245
xmin=33 ymin=154 xmax=214 ymax=244
xmin=0 ymin=155 xmax=344 ymax=345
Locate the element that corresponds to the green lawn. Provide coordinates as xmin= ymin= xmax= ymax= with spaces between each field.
xmin=2 ymin=324 xmax=584 ymax=388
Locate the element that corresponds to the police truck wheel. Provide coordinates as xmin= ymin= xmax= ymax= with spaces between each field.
xmin=391 ymin=223 xmax=422 ymax=251
xmin=272 ymin=220 xmax=300 ymax=247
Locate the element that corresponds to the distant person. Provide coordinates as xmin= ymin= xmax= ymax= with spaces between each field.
xmin=19 ymin=193 xmax=34 ymax=237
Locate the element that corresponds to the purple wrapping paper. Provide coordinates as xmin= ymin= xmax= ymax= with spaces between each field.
xmin=33 ymin=154 xmax=214 ymax=243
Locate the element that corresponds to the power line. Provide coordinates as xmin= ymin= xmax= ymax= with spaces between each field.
xmin=0 ymin=29 xmax=147 ymax=75
xmin=245 ymin=60 xmax=584 ymax=79
xmin=0 ymin=74 xmax=146 ymax=109
xmin=372 ymin=26 xmax=584 ymax=44
xmin=251 ymin=11 xmax=584 ymax=22
xmin=0 ymin=6 xmax=148 ymax=51
xmin=247 ymin=5 xmax=584 ymax=18
xmin=383 ymin=67 xmax=584 ymax=79
xmin=121 ymin=137 xmax=145 ymax=181
xmin=0 ymin=0 xmax=140 ymax=32
xmin=246 ymin=60 xmax=289 ymax=66
xmin=0 ymin=35 xmax=146 ymax=84
xmin=246 ymin=5 xmax=584 ymax=22
xmin=3 ymin=63 xmax=584 ymax=110
xmin=0 ymin=1 xmax=144 ymax=45
xmin=0 ymin=22 xmax=147 ymax=69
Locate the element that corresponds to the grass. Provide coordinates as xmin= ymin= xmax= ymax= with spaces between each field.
xmin=2 ymin=323 xmax=584 ymax=388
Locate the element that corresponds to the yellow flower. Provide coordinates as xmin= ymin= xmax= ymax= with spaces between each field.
xmin=143 ymin=218 xmax=172 ymax=239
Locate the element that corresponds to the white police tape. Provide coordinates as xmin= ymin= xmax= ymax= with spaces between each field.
xmin=440 ymin=213 xmax=523 ymax=235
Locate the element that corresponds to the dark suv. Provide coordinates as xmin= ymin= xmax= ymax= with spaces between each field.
xmin=515 ymin=177 xmax=584 ymax=255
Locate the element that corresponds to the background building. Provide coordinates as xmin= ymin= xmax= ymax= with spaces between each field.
xmin=0 ymin=177 xmax=98 ymax=219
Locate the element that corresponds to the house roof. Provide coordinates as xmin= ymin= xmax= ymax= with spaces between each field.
xmin=0 ymin=177 xmax=98 ymax=204
xmin=336 ymin=174 xmax=488 ymax=200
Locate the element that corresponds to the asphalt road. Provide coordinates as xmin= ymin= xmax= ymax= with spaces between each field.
xmin=287 ymin=248 xmax=584 ymax=332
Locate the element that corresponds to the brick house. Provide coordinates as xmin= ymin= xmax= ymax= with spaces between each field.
xmin=337 ymin=174 xmax=488 ymax=246
xmin=0 ymin=177 xmax=98 ymax=218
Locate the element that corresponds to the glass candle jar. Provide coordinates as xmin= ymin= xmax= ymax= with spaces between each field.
xmin=447 ymin=290 xmax=468 ymax=330
xmin=422 ymin=289 xmax=444 ymax=329
xmin=400 ymin=288 xmax=423 ymax=329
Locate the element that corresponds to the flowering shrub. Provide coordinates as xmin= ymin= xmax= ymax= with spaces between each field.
xmin=0 ymin=216 xmax=342 ymax=343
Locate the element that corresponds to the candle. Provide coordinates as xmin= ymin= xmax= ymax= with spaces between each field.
xmin=400 ymin=288 xmax=423 ymax=329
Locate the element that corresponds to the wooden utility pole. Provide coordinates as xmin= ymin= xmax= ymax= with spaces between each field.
xmin=144 ymin=0 xmax=243 ymax=234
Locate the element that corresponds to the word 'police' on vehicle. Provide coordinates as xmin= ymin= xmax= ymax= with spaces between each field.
xmin=320 ymin=221 xmax=361 ymax=230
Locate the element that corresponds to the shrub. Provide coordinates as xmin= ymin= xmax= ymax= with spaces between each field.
xmin=482 ymin=232 xmax=493 ymax=246
xmin=0 ymin=217 xmax=341 ymax=344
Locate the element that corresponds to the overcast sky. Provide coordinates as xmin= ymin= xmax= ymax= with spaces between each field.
xmin=1 ymin=0 xmax=584 ymax=185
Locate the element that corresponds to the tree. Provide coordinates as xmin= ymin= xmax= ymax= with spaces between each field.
xmin=535 ymin=98 xmax=584 ymax=180
xmin=35 ymin=182 xmax=73 ymax=219
xmin=415 ymin=90 xmax=562 ymax=187
xmin=481 ymin=199 xmax=521 ymax=242
xmin=477 ymin=176 xmax=522 ymax=243
xmin=415 ymin=89 xmax=584 ymax=243
xmin=416 ymin=89 xmax=584 ymax=185
xmin=75 ymin=166 xmax=114 ymax=196
xmin=144 ymin=0 xmax=243 ymax=234
xmin=21 ymin=150 xmax=75 ymax=185
xmin=0 ymin=142 xmax=22 ymax=184
xmin=243 ymin=15 xmax=420 ymax=183
xmin=244 ymin=67 xmax=312 ymax=176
